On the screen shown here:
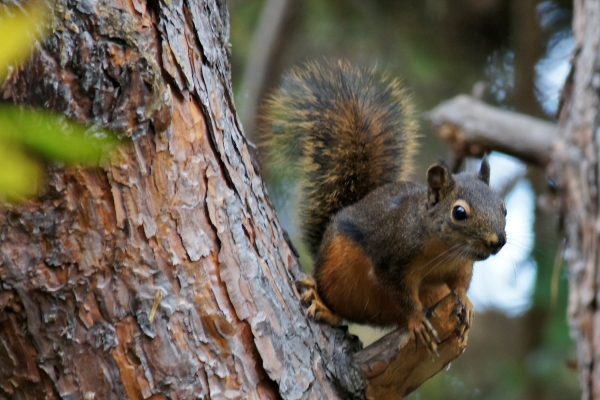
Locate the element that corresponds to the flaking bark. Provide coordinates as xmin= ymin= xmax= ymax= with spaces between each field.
xmin=0 ymin=0 xmax=360 ymax=398
xmin=554 ymin=1 xmax=600 ymax=398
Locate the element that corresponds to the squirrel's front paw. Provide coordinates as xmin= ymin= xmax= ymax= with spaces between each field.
xmin=453 ymin=293 xmax=474 ymax=341
xmin=296 ymin=276 xmax=343 ymax=326
xmin=407 ymin=313 xmax=440 ymax=356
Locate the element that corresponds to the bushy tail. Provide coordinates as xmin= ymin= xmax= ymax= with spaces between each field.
xmin=263 ymin=60 xmax=419 ymax=257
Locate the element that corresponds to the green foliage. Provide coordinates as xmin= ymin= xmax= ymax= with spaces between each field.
xmin=0 ymin=106 xmax=117 ymax=165
xmin=0 ymin=2 xmax=49 ymax=82
xmin=0 ymin=4 xmax=119 ymax=201
xmin=0 ymin=138 xmax=42 ymax=201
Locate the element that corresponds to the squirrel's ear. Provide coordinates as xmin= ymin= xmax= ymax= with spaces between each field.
xmin=427 ymin=162 xmax=455 ymax=206
xmin=478 ymin=155 xmax=491 ymax=185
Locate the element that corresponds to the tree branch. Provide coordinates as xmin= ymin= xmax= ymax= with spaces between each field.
xmin=355 ymin=293 xmax=469 ymax=399
xmin=238 ymin=0 xmax=300 ymax=142
xmin=425 ymin=95 xmax=558 ymax=166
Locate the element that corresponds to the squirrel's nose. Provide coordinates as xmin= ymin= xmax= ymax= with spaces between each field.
xmin=489 ymin=232 xmax=506 ymax=253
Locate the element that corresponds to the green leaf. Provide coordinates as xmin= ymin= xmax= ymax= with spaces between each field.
xmin=0 ymin=140 xmax=42 ymax=200
xmin=0 ymin=105 xmax=120 ymax=165
xmin=0 ymin=3 xmax=50 ymax=82
xmin=0 ymin=5 xmax=121 ymax=203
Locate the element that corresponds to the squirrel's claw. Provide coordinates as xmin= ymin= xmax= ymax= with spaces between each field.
xmin=453 ymin=293 xmax=474 ymax=341
xmin=408 ymin=315 xmax=440 ymax=357
xmin=296 ymin=276 xmax=318 ymax=291
xmin=425 ymin=318 xmax=441 ymax=344
xmin=306 ymin=300 xmax=343 ymax=326
xmin=297 ymin=276 xmax=343 ymax=326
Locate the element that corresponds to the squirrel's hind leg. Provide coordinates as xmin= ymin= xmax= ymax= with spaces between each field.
xmin=297 ymin=276 xmax=343 ymax=326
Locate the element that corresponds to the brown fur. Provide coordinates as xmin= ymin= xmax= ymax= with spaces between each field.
xmin=262 ymin=61 xmax=506 ymax=350
xmin=317 ymin=234 xmax=404 ymax=325
xmin=317 ymin=233 xmax=468 ymax=327
xmin=311 ymin=160 xmax=505 ymax=346
xmin=262 ymin=60 xmax=419 ymax=256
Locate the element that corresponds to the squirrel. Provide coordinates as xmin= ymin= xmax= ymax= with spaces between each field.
xmin=263 ymin=60 xmax=507 ymax=353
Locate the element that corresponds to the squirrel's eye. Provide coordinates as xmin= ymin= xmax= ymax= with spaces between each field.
xmin=452 ymin=205 xmax=468 ymax=221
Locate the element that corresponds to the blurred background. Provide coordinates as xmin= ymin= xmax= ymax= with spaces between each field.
xmin=228 ymin=0 xmax=579 ymax=398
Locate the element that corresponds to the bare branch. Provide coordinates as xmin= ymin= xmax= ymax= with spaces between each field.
xmin=238 ymin=0 xmax=300 ymax=142
xmin=426 ymin=95 xmax=558 ymax=166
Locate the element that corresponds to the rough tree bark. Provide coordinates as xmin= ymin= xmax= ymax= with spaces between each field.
xmin=555 ymin=1 xmax=600 ymax=399
xmin=0 ymin=0 xmax=358 ymax=398
xmin=0 ymin=0 xmax=470 ymax=399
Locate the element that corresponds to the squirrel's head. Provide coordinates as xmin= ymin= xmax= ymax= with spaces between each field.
xmin=425 ymin=156 xmax=506 ymax=261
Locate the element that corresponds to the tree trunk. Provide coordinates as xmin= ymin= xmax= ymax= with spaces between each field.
xmin=0 ymin=0 xmax=361 ymax=398
xmin=556 ymin=1 xmax=600 ymax=399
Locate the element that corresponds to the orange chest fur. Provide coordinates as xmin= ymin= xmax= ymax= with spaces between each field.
xmin=315 ymin=235 xmax=471 ymax=326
